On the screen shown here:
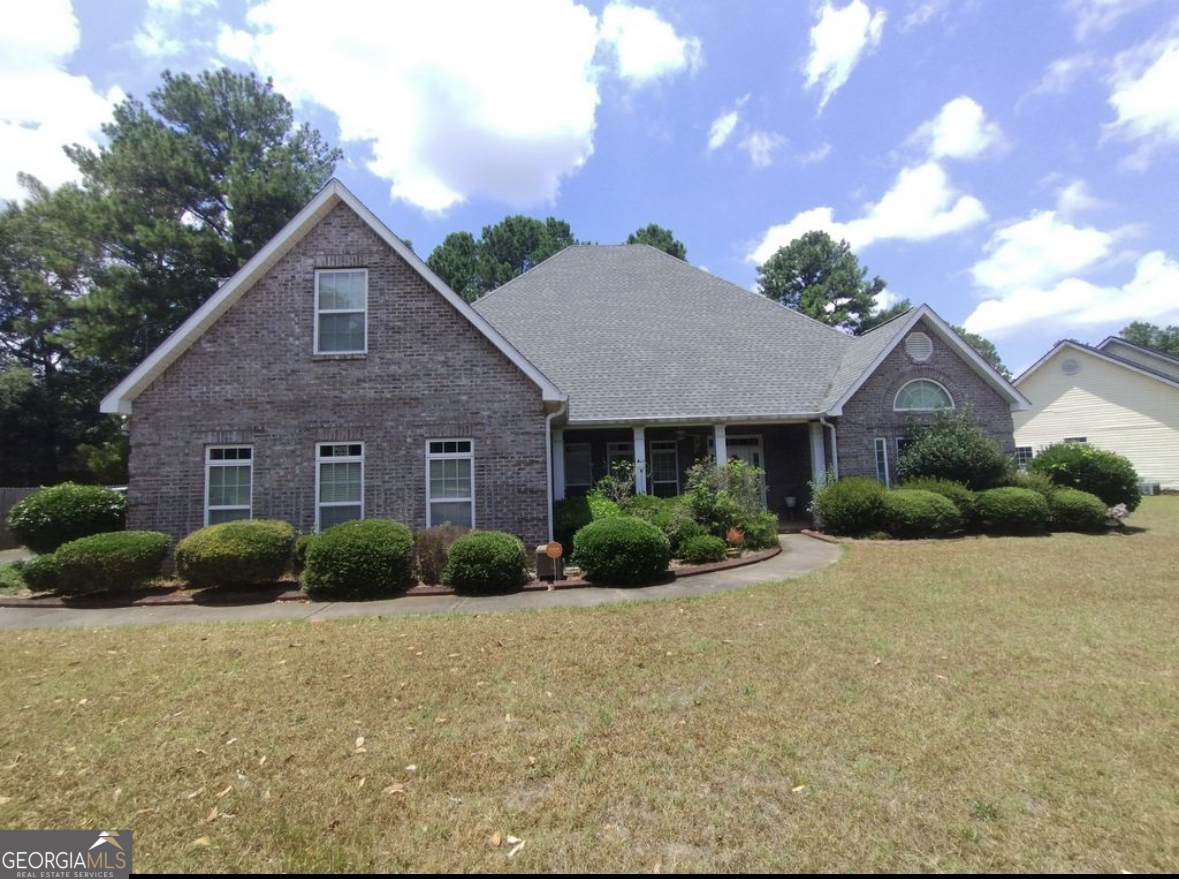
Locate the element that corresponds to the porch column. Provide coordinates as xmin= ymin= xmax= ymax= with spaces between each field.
xmin=632 ymin=426 xmax=647 ymax=495
xmin=810 ymin=422 xmax=828 ymax=485
xmin=552 ymin=428 xmax=566 ymax=500
xmin=713 ymin=423 xmax=728 ymax=463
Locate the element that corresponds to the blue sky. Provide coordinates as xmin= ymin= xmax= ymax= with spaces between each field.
xmin=2 ymin=0 xmax=1178 ymax=374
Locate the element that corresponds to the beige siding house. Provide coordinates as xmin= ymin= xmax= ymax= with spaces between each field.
xmin=1013 ymin=338 xmax=1179 ymax=490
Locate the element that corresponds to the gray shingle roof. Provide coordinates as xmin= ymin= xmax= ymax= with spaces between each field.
xmin=474 ymin=244 xmax=884 ymax=424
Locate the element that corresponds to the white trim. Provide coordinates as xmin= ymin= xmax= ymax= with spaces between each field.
xmin=551 ymin=426 xmax=566 ymax=502
xmin=893 ymin=378 xmax=955 ymax=412
xmin=631 ymin=429 xmax=646 ymax=495
xmin=314 ymin=268 xmax=368 ymax=355
xmin=315 ymin=441 xmax=365 ymax=532
xmin=826 ymin=305 xmax=1031 ymax=416
xmin=713 ymin=424 xmax=727 ymax=464
xmin=101 ymin=178 xmax=566 ymax=414
xmin=809 ymin=422 xmax=827 ymax=484
xmin=426 ymin=438 xmax=475 ymax=528
xmin=1015 ymin=339 xmax=1179 ymax=392
xmin=874 ymin=437 xmax=890 ymax=487
xmin=205 ymin=445 xmax=253 ymax=526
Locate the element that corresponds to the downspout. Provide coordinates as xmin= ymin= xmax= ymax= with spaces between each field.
xmin=544 ymin=400 xmax=568 ymax=542
xmin=820 ymin=416 xmax=839 ymax=481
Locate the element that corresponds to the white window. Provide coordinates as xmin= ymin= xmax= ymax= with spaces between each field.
xmin=317 ymin=442 xmax=363 ymax=530
xmin=206 ymin=446 xmax=252 ymax=525
xmin=1015 ymin=446 xmax=1034 ymax=470
xmin=315 ymin=269 xmax=367 ymax=354
xmin=1064 ymin=436 xmax=1088 ymax=444
xmin=894 ymin=379 xmax=954 ymax=412
xmin=565 ymin=443 xmax=592 ymax=491
xmin=649 ymin=440 xmax=679 ymax=497
xmin=606 ymin=441 xmax=633 ymax=476
xmin=427 ymin=439 xmax=474 ymax=528
xmin=875 ymin=438 xmax=890 ymax=487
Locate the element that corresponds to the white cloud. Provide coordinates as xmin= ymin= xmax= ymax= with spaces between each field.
xmin=0 ymin=0 xmax=122 ymax=201
xmin=1067 ymin=0 xmax=1161 ymax=40
xmin=796 ymin=142 xmax=832 ymax=164
xmin=1055 ymin=179 xmax=1104 ymax=218
xmin=599 ymin=2 xmax=702 ymax=85
xmin=707 ymin=94 xmax=747 ymax=151
xmin=740 ymin=131 xmax=785 ymax=169
xmin=1105 ymin=30 xmax=1179 ymax=169
xmin=1019 ymin=54 xmax=1095 ymax=108
xmin=963 ymin=250 xmax=1179 ymax=337
xmin=969 ymin=210 xmax=1116 ymax=292
xmin=873 ymin=288 xmax=905 ymax=313
xmin=804 ymin=1 xmax=886 ymax=113
xmin=901 ymin=0 xmax=950 ymax=30
xmin=748 ymin=161 xmax=986 ymax=263
xmin=134 ymin=0 xmax=216 ymax=58
xmin=908 ymin=96 xmax=1004 ymax=160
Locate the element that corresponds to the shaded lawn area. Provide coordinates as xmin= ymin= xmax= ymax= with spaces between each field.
xmin=1 ymin=501 xmax=1176 ymax=872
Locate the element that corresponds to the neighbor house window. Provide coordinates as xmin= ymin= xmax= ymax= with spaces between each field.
xmin=649 ymin=440 xmax=679 ymax=497
xmin=894 ymin=379 xmax=954 ymax=412
xmin=1064 ymin=436 xmax=1088 ymax=444
xmin=427 ymin=439 xmax=474 ymax=528
xmin=206 ymin=446 xmax=252 ymax=525
xmin=564 ymin=443 xmax=592 ymax=493
xmin=315 ymin=269 xmax=367 ymax=354
xmin=1015 ymin=446 xmax=1034 ymax=470
xmin=874 ymin=438 xmax=890 ymax=487
xmin=317 ymin=442 xmax=363 ymax=530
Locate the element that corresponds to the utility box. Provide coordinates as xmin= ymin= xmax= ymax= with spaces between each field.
xmin=535 ymin=542 xmax=565 ymax=581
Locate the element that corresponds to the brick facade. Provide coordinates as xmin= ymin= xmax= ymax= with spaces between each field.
xmin=835 ymin=319 xmax=1016 ymax=481
xmin=127 ymin=203 xmax=550 ymax=548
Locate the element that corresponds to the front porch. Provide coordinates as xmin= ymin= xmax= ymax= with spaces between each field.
xmin=551 ymin=422 xmax=832 ymax=523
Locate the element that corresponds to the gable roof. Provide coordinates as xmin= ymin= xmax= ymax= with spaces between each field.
xmin=473 ymin=246 xmax=1027 ymax=424
xmin=100 ymin=178 xmax=565 ymax=414
xmin=1016 ymin=338 xmax=1179 ymax=392
xmin=1095 ymin=336 xmax=1179 ymax=382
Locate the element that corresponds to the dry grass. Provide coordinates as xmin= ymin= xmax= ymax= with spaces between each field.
xmin=1 ymin=499 xmax=1177 ymax=872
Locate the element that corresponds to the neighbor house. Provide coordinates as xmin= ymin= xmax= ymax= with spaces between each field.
xmin=1013 ymin=337 xmax=1179 ymax=490
xmin=102 ymin=179 xmax=1029 ymax=548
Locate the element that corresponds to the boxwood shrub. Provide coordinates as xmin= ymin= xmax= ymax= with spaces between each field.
xmin=1006 ymin=469 xmax=1058 ymax=503
xmin=881 ymin=489 xmax=963 ymax=539
xmin=622 ymin=494 xmax=705 ymax=555
xmin=975 ymin=487 xmax=1050 ymax=535
xmin=17 ymin=554 xmax=60 ymax=592
xmin=6 ymin=483 xmax=127 ymax=554
xmin=53 ymin=531 xmax=171 ymax=593
xmin=1028 ymin=442 xmax=1142 ymax=511
xmin=677 ymin=534 xmax=728 ymax=564
xmin=899 ymin=477 xmax=977 ymax=530
xmin=442 ymin=531 xmax=529 ymax=594
xmin=572 ymin=516 xmax=670 ymax=586
xmin=1048 ymin=488 xmax=1109 ymax=533
xmin=301 ymin=519 xmax=415 ymax=599
xmin=175 ymin=519 xmax=295 ymax=588
xmin=293 ymin=534 xmax=314 ymax=574
xmin=811 ymin=477 xmax=886 ymax=536
xmin=553 ymin=492 xmax=621 ymax=551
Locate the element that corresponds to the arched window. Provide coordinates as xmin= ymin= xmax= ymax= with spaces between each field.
xmin=894 ymin=379 xmax=954 ymax=412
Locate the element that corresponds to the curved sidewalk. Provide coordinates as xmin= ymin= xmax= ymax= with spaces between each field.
xmin=0 ymin=534 xmax=841 ymax=630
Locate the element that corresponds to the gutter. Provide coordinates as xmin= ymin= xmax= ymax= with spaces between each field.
xmin=544 ymin=399 xmax=569 ymax=541
xmin=819 ymin=416 xmax=839 ymax=480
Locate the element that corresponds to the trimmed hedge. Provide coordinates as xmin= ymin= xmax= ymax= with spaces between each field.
xmin=811 ymin=477 xmax=886 ymax=536
xmin=572 ymin=516 xmax=670 ymax=586
xmin=622 ymin=494 xmax=705 ymax=555
xmin=975 ymin=487 xmax=1050 ymax=535
xmin=293 ymin=534 xmax=314 ymax=574
xmin=17 ymin=554 xmax=60 ymax=592
xmin=1048 ymin=488 xmax=1109 ymax=533
xmin=677 ymin=534 xmax=728 ymax=564
xmin=302 ymin=519 xmax=415 ymax=599
xmin=53 ymin=531 xmax=171 ymax=593
xmin=1006 ymin=469 xmax=1058 ymax=503
xmin=1029 ymin=442 xmax=1142 ymax=511
xmin=553 ymin=492 xmax=621 ymax=551
xmin=881 ymin=489 xmax=963 ymax=539
xmin=899 ymin=477 xmax=977 ymax=530
xmin=442 ymin=531 xmax=529 ymax=594
xmin=175 ymin=519 xmax=295 ymax=588
xmin=895 ymin=409 xmax=1013 ymax=490
xmin=6 ymin=483 xmax=127 ymax=554
xmin=415 ymin=525 xmax=471 ymax=585
xmin=741 ymin=511 xmax=781 ymax=550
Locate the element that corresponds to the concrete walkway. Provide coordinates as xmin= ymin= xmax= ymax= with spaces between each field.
xmin=0 ymin=534 xmax=841 ymax=630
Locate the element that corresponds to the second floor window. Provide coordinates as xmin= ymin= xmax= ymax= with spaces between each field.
xmin=316 ymin=269 xmax=367 ymax=354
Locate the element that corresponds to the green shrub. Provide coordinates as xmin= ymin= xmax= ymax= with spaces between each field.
xmin=442 ymin=531 xmax=529 ymax=594
xmin=1006 ymin=469 xmax=1058 ymax=503
xmin=881 ymin=489 xmax=963 ymax=539
xmin=1029 ymin=442 xmax=1142 ymax=511
xmin=975 ymin=487 xmax=1050 ymax=535
xmin=553 ymin=492 xmax=621 ymax=551
xmin=740 ymin=511 xmax=781 ymax=550
xmin=1048 ymin=488 xmax=1109 ymax=533
xmin=685 ymin=458 xmax=766 ymax=538
xmin=415 ymin=525 xmax=471 ymax=585
xmin=6 ymin=483 xmax=127 ymax=554
xmin=293 ymin=534 xmax=314 ymax=573
xmin=302 ymin=519 xmax=415 ymax=599
xmin=677 ymin=534 xmax=728 ymax=564
xmin=899 ymin=477 xmax=977 ymax=530
xmin=896 ymin=409 xmax=1013 ymax=490
xmin=811 ymin=477 xmax=886 ymax=536
xmin=572 ymin=516 xmax=671 ymax=586
xmin=622 ymin=494 xmax=705 ymax=554
xmin=53 ymin=531 xmax=171 ymax=593
xmin=17 ymin=554 xmax=59 ymax=592
xmin=175 ymin=519 xmax=295 ymax=588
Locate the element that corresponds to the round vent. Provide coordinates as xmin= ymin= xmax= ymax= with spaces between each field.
xmin=1061 ymin=358 xmax=1080 ymax=375
xmin=905 ymin=331 xmax=933 ymax=362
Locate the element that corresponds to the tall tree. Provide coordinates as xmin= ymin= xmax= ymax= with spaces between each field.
xmin=755 ymin=230 xmax=887 ymax=335
xmin=65 ymin=68 xmax=340 ymax=370
xmin=1121 ymin=321 xmax=1179 ymax=357
xmin=953 ymin=325 xmax=1012 ymax=380
xmin=626 ymin=223 xmax=687 ymax=260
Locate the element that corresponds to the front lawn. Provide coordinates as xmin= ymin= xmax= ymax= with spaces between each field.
xmin=0 ymin=499 xmax=1176 ymax=872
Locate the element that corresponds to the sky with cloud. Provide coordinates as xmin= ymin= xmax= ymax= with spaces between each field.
xmin=2 ymin=0 xmax=1178 ymax=373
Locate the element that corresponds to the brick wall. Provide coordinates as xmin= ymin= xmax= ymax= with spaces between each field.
xmin=127 ymin=202 xmax=550 ymax=548
xmin=836 ymin=320 xmax=1016 ymax=481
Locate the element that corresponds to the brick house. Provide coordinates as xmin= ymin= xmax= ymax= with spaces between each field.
xmin=102 ymin=179 xmax=1028 ymax=548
